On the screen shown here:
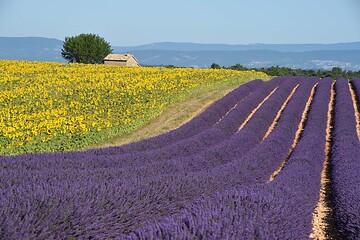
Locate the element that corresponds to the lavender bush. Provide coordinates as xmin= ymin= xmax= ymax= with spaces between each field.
xmin=330 ymin=78 xmax=360 ymax=239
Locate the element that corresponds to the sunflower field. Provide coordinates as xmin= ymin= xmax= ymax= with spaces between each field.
xmin=0 ymin=60 xmax=268 ymax=155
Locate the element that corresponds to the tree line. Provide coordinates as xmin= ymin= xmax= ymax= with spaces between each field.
xmin=210 ymin=63 xmax=360 ymax=79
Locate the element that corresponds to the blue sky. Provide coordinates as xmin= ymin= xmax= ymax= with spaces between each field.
xmin=0 ymin=0 xmax=359 ymax=46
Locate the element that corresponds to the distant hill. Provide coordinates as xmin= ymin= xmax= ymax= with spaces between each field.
xmin=1 ymin=37 xmax=360 ymax=70
xmin=0 ymin=37 xmax=64 ymax=62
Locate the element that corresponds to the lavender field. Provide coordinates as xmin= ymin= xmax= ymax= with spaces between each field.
xmin=1 ymin=77 xmax=360 ymax=239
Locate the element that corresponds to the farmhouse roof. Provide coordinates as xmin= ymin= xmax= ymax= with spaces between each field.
xmin=103 ymin=53 xmax=140 ymax=67
xmin=104 ymin=53 xmax=136 ymax=61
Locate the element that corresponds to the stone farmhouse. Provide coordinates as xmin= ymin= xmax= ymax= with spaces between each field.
xmin=103 ymin=53 xmax=140 ymax=67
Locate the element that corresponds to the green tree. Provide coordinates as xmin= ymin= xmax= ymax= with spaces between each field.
xmin=61 ymin=33 xmax=112 ymax=64
xmin=229 ymin=63 xmax=247 ymax=71
xmin=210 ymin=63 xmax=221 ymax=69
xmin=330 ymin=66 xmax=344 ymax=79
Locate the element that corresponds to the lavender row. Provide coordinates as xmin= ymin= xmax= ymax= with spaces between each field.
xmin=125 ymin=77 xmax=332 ymax=239
xmin=330 ymin=78 xmax=360 ymax=239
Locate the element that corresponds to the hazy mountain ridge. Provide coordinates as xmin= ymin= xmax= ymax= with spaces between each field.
xmin=1 ymin=37 xmax=360 ymax=70
xmin=113 ymin=41 xmax=360 ymax=52
xmin=0 ymin=37 xmax=64 ymax=62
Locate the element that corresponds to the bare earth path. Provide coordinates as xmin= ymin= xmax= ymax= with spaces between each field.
xmin=310 ymin=83 xmax=335 ymax=240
